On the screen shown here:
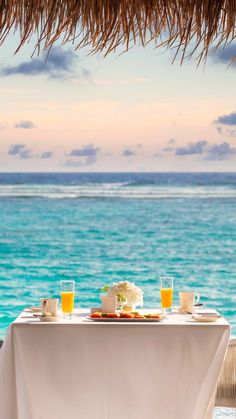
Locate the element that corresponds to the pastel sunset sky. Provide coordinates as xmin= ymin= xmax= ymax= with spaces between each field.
xmin=0 ymin=34 xmax=236 ymax=172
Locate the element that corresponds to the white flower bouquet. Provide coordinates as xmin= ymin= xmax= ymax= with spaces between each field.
xmin=106 ymin=281 xmax=143 ymax=308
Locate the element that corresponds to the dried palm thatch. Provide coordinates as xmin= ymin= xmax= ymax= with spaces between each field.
xmin=0 ymin=0 xmax=236 ymax=62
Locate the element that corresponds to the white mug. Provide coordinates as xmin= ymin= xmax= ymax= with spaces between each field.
xmin=179 ymin=292 xmax=200 ymax=312
xmin=40 ymin=298 xmax=58 ymax=316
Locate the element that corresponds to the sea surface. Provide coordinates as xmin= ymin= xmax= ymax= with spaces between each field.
xmin=0 ymin=172 xmax=235 ymax=338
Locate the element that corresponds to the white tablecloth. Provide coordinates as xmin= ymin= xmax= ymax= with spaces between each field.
xmin=0 ymin=310 xmax=230 ymax=419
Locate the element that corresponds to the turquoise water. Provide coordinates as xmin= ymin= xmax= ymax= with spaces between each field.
xmin=0 ymin=173 xmax=235 ymax=338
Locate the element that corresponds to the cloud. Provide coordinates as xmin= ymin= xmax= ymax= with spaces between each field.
xmin=66 ymin=143 xmax=99 ymax=166
xmin=18 ymin=148 xmax=32 ymax=159
xmin=63 ymin=156 xmax=97 ymax=167
xmin=8 ymin=144 xmax=26 ymax=155
xmin=8 ymin=144 xmax=32 ymax=159
xmin=214 ymin=112 xmax=236 ymax=126
xmin=163 ymin=147 xmax=173 ymax=152
xmin=175 ymin=140 xmax=207 ymax=155
xmin=206 ymin=142 xmax=236 ymax=160
xmin=8 ymin=144 xmax=54 ymax=160
xmin=14 ymin=120 xmax=35 ymax=129
xmin=0 ymin=47 xmax=87 ymax=80
xmin=122 ymin=148 xmax=136 ymax=157
xmin=212 ymin=44 xmax=236 ymax=65
xmin=68 ymin=144 xmax=99 ymax=157
xmin=38 ymin=151 xmax=53 ymax=159
xmin=175 ymin=140 xmax=236 ymax=160
xmin=216 ymin=125 xmax=236 ymax=137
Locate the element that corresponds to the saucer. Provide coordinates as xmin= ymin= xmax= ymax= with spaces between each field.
xmin=25 ymin=307 xmax=41 ymax=313
xmin=33 ymin=314 xmax=60 ymax=322
xmin=191 ymin=314 xmax=221 ymax=323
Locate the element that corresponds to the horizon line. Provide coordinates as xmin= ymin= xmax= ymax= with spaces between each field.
xmin=0 ymin=171 xmax=236 ymax=175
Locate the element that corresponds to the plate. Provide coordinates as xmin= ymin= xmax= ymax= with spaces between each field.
xmin=191 ymin=315 xmax=221 ymax=323
xmin=87 ymin=316 xmax=164 ymax=322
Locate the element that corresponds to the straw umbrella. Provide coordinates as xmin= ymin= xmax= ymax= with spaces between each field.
xmin=0 ymin=0 xmax=236 ymax=63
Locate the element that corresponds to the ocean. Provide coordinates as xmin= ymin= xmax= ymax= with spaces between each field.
xmin=0 ymin=172 xmax=235 ymax=338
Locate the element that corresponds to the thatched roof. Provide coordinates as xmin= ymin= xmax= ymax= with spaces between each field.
xmin=1 ymin=0 xmax=236 ymax=62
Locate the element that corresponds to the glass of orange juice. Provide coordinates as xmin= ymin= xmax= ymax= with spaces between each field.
xmin=60 ymin=280 xmax=75 ymax=319
xmin=160 ymin=276 xmax=173 ymax=314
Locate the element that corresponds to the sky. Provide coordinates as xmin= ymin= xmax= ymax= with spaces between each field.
xmin=0 ymin=34 xmax=236 ymax=172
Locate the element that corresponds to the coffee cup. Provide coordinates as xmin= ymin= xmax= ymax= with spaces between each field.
xmin=40 ymin=298 xmax=58 ymax=317
xmin=179 ymin=292 xmax=200 ymax=313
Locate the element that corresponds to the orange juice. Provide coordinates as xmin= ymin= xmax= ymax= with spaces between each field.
xmin=61 ymin=291 xmax=74 ymax=313
xmin=160 ymin=288 xmax=173 ymax=308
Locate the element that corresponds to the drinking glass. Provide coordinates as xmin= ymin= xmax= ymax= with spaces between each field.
xmin=160 ymin=276 xmax=174 ymax=314
xmin=60 ymin=280 xmax=75 ymax=319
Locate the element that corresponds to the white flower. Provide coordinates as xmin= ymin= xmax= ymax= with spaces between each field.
xmin=107 ymin=281 xmax=143 ymax=307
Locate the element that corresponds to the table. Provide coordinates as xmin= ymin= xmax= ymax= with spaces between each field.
xmin=0 ymin=309 xmax=230 ymax=419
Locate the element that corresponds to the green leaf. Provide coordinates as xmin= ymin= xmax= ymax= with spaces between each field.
xmin=100 ymin=285 xmax=110 ymax=292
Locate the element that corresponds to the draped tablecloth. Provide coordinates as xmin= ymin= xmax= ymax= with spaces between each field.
xmin=0 ymin=309 xmax=230 ymax=419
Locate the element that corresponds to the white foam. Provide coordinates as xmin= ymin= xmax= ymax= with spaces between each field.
xmin=0 ymin=184 xmax=235 ymax=199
